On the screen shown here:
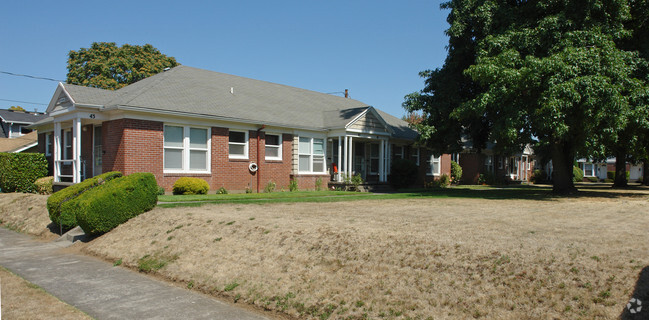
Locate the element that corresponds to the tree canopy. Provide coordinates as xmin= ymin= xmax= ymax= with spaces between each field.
xmin=404 ymin=0 xmax=649 ymax=193
xmin=66 ymin=42 xmax=179 ymax=90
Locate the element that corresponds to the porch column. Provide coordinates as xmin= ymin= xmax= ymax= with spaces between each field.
xmin=53 ymin=122 xmax=61 ymax=183
xmin=337 ymin=136 xmax=342 ymax=182
xmin=73 ymin=117 xmax=82 ymax=183
xmin=379 ymin=139 xmax=385 ymax=182
xmin=348 ymin=136 xmax=353 ymax=177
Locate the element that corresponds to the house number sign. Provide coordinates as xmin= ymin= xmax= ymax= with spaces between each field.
xmin=89 ymin=114 xmax=96 ymax=119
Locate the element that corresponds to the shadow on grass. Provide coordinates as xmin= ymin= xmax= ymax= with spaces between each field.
xmin=398 ymin=184 xmax=649 ymax=201
xmin=620 ymin=266 xmax=649 ymax=320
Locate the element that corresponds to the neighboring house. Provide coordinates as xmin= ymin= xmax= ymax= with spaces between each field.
xmin=458 ymin=142 xmax=535 ymax=184
xmin=31 ymin=66 xmax=451 ymax=191
xmin=0 ymin=109 xmax=47 ymax=153
xmin=577 ymin=158 xmax=644 ymax=181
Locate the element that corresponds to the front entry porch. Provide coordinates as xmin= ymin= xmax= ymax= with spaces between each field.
xmin=328 ymin=135 xmax=390 ymax=184
xmin=52 ymin=116 xmax=104 ymax=185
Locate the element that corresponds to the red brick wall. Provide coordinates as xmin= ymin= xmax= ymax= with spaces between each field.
xmin=100 ymin=119 xmax=295 ymax=192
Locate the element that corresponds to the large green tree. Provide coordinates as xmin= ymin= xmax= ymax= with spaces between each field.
xmin=66 ymin=42 xmax=179 ymax=90
xmin=406 ymin=0 xmax=647 ymax=194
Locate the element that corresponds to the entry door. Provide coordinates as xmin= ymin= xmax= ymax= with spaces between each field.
xmin=93 ymin=126 xmax=102 ymax=176
xmin=354 ymin=142 xmax=366 ymax=179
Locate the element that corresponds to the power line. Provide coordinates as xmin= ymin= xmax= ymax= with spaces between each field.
xmin=0 ymin=70 xmax=64 ymax=82
xmin=0 ymin=98 xmax=48 ymax=106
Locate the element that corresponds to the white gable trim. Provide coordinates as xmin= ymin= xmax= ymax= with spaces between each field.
xmin=12 ymin=141 xmax=38 ymax=153
xmin=345 ymin=106 xmax=394 ymax=134
xmin=46 ymin=83 xmax=76 ymax=114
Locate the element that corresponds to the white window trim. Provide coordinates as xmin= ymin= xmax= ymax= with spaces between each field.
xmin=369 ymin=143 xmax=380 ymax=174
xmin=427 ymin=154 xmax=441 ymax=176
xmin=394 ymin=145 xmax=404 ymax=159
xmin=163 ymin=125 xmax=211 ymax=174
xmin=264 ymin=133 xmax=282 ymax=161
xmin=498 ymin=156 xmax=503 ymax=169
xmin=45 ymin=133 xmax=52 ymax=156
xmin=298 ymin=136 xmax=326 ymax=173
xmin=63 ymin=130 xmax=72 ymax=160
xmin=411 ymin=147 xmax=420 ymax=166
xmin=583 ymin=163 xmax=596 ymax=177
xmin=229 ymin=130 xmax=249 ymax=159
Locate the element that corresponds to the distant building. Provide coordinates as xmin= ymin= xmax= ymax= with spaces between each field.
xmin=0 ymin=109 xmax=47 ymax=153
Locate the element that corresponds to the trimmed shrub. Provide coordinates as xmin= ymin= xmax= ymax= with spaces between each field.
xmin=573 ymin=166 xmax=584 ymax=182
xmin=216 ymin=187 xmax=228 ymax=194
xmin=607 ymin=171 xmax=630 ymax=180
xmin=389 ymin=158 xmax=418 ymax=189
xmin=157 ymin=186 xmax=166 ymax=195
xmin=587 ymin=177 xmax=599 ymax=183
xmin=0 ymin=153 xmax=48 ymax=193
xmin=172 ymin=177 xmax=209 ymax=195
xmin=427 ymin=174 xmax=451 ymax=188
xmin=47 ymin=171 xmax=123 ymax=229
xmin=35 ymin=176 xmax=54 ymax=195
xmin=72 ymin=172 xmax=158 ymax=235
xmin=530 ymin=169 xmax=547 ymax=184
xmin=450 ymin=161 xmax=463 ymax=184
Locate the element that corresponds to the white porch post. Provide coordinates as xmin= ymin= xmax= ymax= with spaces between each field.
xmin=337 ymin=136 xmax=342 ymax=182
xmin=53 ymin=122 xmax=61 ymax=183
xmin=343 ymin=136 xmax=348 ymax=180
xmin=379 ymin=139 xmax=385 ymax=182
xmin=73 ymin=117 xmax=82 ymax=183
xmin=348 ymin=136 xmax=353 ymax=177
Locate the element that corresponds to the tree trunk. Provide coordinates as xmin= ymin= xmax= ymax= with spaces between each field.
xmin=551 ymin=141 xmax=576 ymax=194
xmin=643 ymin=160 xmax=649 ymax=186
xmin=613 ymin=151 xmax=628 ymax=188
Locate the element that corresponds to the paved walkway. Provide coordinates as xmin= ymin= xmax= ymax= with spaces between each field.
xmin=0 ymin=228 xmax=270 ymax=320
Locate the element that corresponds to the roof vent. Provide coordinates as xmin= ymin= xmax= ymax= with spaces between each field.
xmin=164 ymin=67 xmax=171 ymax=71
xmin=230 ymin=87 xmax=234 ymax=95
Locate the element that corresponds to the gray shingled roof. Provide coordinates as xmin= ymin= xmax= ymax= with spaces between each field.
xmin=0 ymin=109 xmax=48 ymax=124
xmin=59 ymin=66 xmax=417 ymax=138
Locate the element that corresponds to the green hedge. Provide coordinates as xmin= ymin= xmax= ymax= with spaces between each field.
xmin=607 ymin=171 xmax=630 ymax=180
xmin=388 ymin=158 xmax=419 ymax=189
xmin=172 ymin=177 xmax=209 ymax=195
xmin=0 ymin=153 xmax=48 ymax=193
xmin=72 ymin=172 xmax=158 ymax=235
xmin=573 ymin=166 xmax=584 ymax=182
xmin=47 ymin=171 xmax=123 ymax=228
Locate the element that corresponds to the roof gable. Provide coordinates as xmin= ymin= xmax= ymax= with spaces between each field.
xmin=346 ymin=107 xmax=392 ymax=134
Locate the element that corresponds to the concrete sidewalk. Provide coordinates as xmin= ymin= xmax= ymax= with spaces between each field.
xmin=0 ymin=228 xmax=270 ymax=320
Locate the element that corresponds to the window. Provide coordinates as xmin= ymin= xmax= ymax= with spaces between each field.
xmin=265 ymin=134 xmax=282 ymax=160
xmin=485 ymin=155 xmax=494 ymax=173
xmin=582 ymin=163 xmax=595 ymax=177
xmin=370 ymin=143 xmax=380 ymax=174
xmin=394 ymin=146 xmax=404 ymax=159
xmin=498 ymin=156 xmax=503 ymax=169
xmin=164 ymin=125 xmax=210 ymax=173
xmin=298 ymin=137 xmax=326 ymax=173
xmin=64 ymin=130 xmax=72 ymax=160
xmin=229 ymin=130 xmax=248 ymax=159
xmin=427 ymin=154 xmax=441 ymax=176
xmin=411 ymin=147 xmax=420 ymax=166
xmin=45 ymin=133 xmax=52 ymax=156
xmin=451 ymin=153 xmax=460 ymax=163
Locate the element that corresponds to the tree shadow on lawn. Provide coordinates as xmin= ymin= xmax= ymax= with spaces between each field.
xmin=620 ymin=266 xmax=649 ymax=320
xmin=408 ymin=184 xmax=649 ymax=201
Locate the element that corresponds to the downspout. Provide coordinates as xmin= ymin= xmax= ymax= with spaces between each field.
xmin=256 ymin=125 xmax=266 ymax=193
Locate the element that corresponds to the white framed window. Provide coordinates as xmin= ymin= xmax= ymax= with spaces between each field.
xmin=229 ymin=130 xmax=248 ymax=159
xmin=411 ymin=147 xmax=420 ymax=166
xmin=45 ymin=133 xmax=52 ymax=156
xmin=298 ymin=136 xmax=326 ymax=173
xmin=63 ymin=130 xmax=72 ymax=160
xmin=265 ymin=133 xmax=282 ymax=161
xmin=164 ymin=125 xmax=210 ymax=173
xmin=394 ymin=145 xmax=404 ymax=159
xmin=498 ymin=156 xmax=503 ymax=169
xmin=485 ymin=155 xmax=494 ymax=173
xmin=427 ymin=154 xmax=441 ymax=176
xmin=582 ymin=163 xmax=595 ymax=177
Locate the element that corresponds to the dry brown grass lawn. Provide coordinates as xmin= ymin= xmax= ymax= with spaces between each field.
xmin=0 ymin=267 xmax=92 ymax=320
xmin=0 ymin=193 xmax=56 ymax=240
xmin=73 ymin=189 xmax=649 ymax=319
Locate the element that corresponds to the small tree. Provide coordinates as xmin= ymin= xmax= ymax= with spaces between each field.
xmin=450 ymin=161 xmax=462 ymax=184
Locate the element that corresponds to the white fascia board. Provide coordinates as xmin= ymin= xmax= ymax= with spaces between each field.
xmin=12 ymin=142 xmax=38 ymax=153
xmin=112 ymin=105 xmax=328 ymax=132
xmin=345 ymin=128 xmax=392 ymax=136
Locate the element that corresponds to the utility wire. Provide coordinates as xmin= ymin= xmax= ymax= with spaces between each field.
xmin=0 ymin=70 xmax=64 ymax=82
xmin=0 ymin=98 xmax=48 ymax=106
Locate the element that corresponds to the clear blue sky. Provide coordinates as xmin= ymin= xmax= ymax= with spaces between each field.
xmin=1 ymin=0 xmax=449 ymax=118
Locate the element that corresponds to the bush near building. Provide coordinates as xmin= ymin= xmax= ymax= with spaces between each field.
xmin=172 ymin=177 xmax=209 ymax=195
xmin=47 ymin=171 xmax=122 ymax=229
xmin=73 ymin=172 xmax=158 ymax=235
xmin=0 ymin=153 xmax=48 ymax=193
